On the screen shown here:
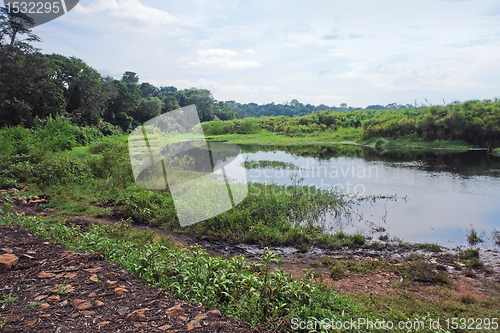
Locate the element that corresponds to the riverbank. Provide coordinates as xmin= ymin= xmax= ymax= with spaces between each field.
xmin=205 ymin=132 xmax=480 ymax=151
xmin=3 ymin=200 xmax=500 ymax=333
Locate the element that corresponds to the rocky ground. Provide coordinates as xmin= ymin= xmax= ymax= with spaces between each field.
xmin=0 ymin=225 xmax=263 ymax=333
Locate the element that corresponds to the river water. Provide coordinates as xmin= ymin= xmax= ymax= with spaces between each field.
xmin=236 ymin=144 xmax=500 ymax=247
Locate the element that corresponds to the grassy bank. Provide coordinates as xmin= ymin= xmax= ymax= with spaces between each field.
xmin=0 ymin=121 xmax=367 ymax=250
xmin=206 ymin=131 xmax=474 ymax=150
xmin=2 ymin=207 xmax=500 ymax=332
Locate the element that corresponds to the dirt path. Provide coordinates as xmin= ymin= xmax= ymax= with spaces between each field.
xmin=0 ymin=225 xmax=261 ymax=333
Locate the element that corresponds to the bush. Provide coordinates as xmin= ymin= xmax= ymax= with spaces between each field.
xmin=35 ymin=116 xmax=78 ymax=152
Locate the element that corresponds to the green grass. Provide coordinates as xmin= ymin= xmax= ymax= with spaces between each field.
xmin=0 ymin=208 xmax=358 ymax=330
xmin=3 ymin=209 xmax=497 ymax=332
xmin=205 ymin=129 xmax=475 ymax=150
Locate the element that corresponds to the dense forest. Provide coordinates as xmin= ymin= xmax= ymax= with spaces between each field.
xmin=1 ymin=9 xmax=499 ymax=150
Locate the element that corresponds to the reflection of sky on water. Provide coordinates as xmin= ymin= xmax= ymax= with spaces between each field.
xmin=240 ymin=150 xmax=500 ymax=247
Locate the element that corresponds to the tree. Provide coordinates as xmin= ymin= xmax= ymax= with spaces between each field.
xmin=140 ymin=82 xmax=159 ymax=97
xmin=0 ymin=8 xmax=40 ymax=47
xmin=135 ymin=97 xmax=162 ymax=123
xmin=122 ymin=71 xmax=139 ymax=84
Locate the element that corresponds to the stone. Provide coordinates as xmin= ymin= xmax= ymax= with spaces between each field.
xmin=0 ymin=254 xmax=19 ymax=270
xmin=166 ymin=304 xmax=185 ymax=316
xmin=38 ymin=271 xmax=56 ymax=279
xmin=207 ymin=309 xmax=221 ymax=316
xmin=194 ymin=314 xmax=207 ymax=321
xmin=158 ymin=324 xmax=172 ymax=331
xmin=94 ymin=300 xmax=105 ymax=307
xmin=186 ymin=322 xmax=202 ymax=330
xmin=113 ymin=287 xmax=129 ymax=295
xmin=117 ymin=307 xmax=130 ymax=316
xmin=71 ymin=299 xmax=93 ymax=310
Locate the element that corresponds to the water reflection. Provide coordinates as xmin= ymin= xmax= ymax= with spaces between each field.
xmin=238 ymin=144 xmax=500 ymax=247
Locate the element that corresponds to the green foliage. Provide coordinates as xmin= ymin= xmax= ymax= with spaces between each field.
xmin=0 ymin=211 xmax=357 ymax=328
xmin=204 ymin=100 xmax=500 ymax=149
xmin=466 ymin=228 xmax=484 ymax=247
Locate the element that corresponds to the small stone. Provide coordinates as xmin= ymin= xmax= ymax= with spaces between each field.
xmin=166 ymin=304 xmax=185 ymax=316
xmin=38 ymin=271 xmax=56 ymax=279
xmin=113 ymin=287 xmax=129 ymax=295
xmin=94 ymin=300 xmax=105 ymax=307
xmin=83 ymin=266 xmax=102 ymax=273
xmin=117 ymin=307 xmax=130 ymax=316
xmin=0 ymin=253 xmax=19 ymax=270
xmin=194 ymin=314 xmax=207 ymax=321
xmin=35 ymin=303 xmax=50 ymax=310
xmin=27 ymin=319 xmax=38 ymax=326
xmin=186 ymin=322 xmax=202 ymax=330
xmin=158 ymin=324 xmax=172 ymax=331
xmin=47 ymin=295 xmax=60 ymax=302
xmin=71 ymin=299 xmax=93 ymax=310
xmin=207 ymin=309 xmax=221 ymax=316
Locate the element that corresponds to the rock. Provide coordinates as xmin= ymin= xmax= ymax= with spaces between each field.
xmin=38 ymin=271 xmax=56 ymax=279
xmin=194 ymin=314 xmax=207 ymax=321
xmin=113 ymin=287 xmax=129 ymax=295
xmin=0 ymin=253 xmax=19 ymax=270
xmin=207 ymin=309 xmax=221 ymax=316
xmin=186 ymin=322 xmax=202 ymax=330
xmin=117 ymin=307 xmax=130 ymax=316
xmin=126 ymin=308 xmax=149 ymax=319
xmin=71 ymin=299 xmax=93 ymax=310
xmin=166 ymin=304 xmax=185 ymax=316
xmin=27 ymin=319 xmax=38 ymax=326
xmin=158 ymin=324 xmax=172 ymax=331
xmin=47 ymin=295 xmax=60 ymax=302
xmin=94 ymin=300 xmax=105 ymax=307
xmin=35 ymin=303 xmax=50 ymax=310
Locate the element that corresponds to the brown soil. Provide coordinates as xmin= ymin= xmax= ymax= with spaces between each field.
xmin=0 ymin=225 xmax=259 ymax=333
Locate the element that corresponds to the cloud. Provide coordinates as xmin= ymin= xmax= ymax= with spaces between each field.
xmin=75 ymin=0 xmax=192 ymax=27
xmin=179 ymin=49 xmax=261 ymax=69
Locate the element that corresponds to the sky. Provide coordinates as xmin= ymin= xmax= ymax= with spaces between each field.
xmin=32 ymin=0 xmax=500 ymax=108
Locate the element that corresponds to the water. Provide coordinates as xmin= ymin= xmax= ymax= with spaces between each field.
xmin=236 ymin=144 xmax=500 ymax=247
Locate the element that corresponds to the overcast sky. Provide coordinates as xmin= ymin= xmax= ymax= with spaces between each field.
xmin=34 ymin=0 xmax=500 ymax=107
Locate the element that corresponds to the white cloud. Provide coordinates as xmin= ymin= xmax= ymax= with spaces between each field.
xmin=179 ymin=49 xmax=261 ymax=69
xmin=75 ymin=0 xmax=194 ymax=27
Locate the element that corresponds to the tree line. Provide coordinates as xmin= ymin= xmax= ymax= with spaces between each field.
xmin=0 ymin=7 xmax=244 ymax=132
xmin=203 ymin=100 xmax=500 ymax=148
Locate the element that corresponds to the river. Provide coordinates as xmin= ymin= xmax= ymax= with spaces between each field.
xmin=235 ymin=144 xmax=500 ymax=247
